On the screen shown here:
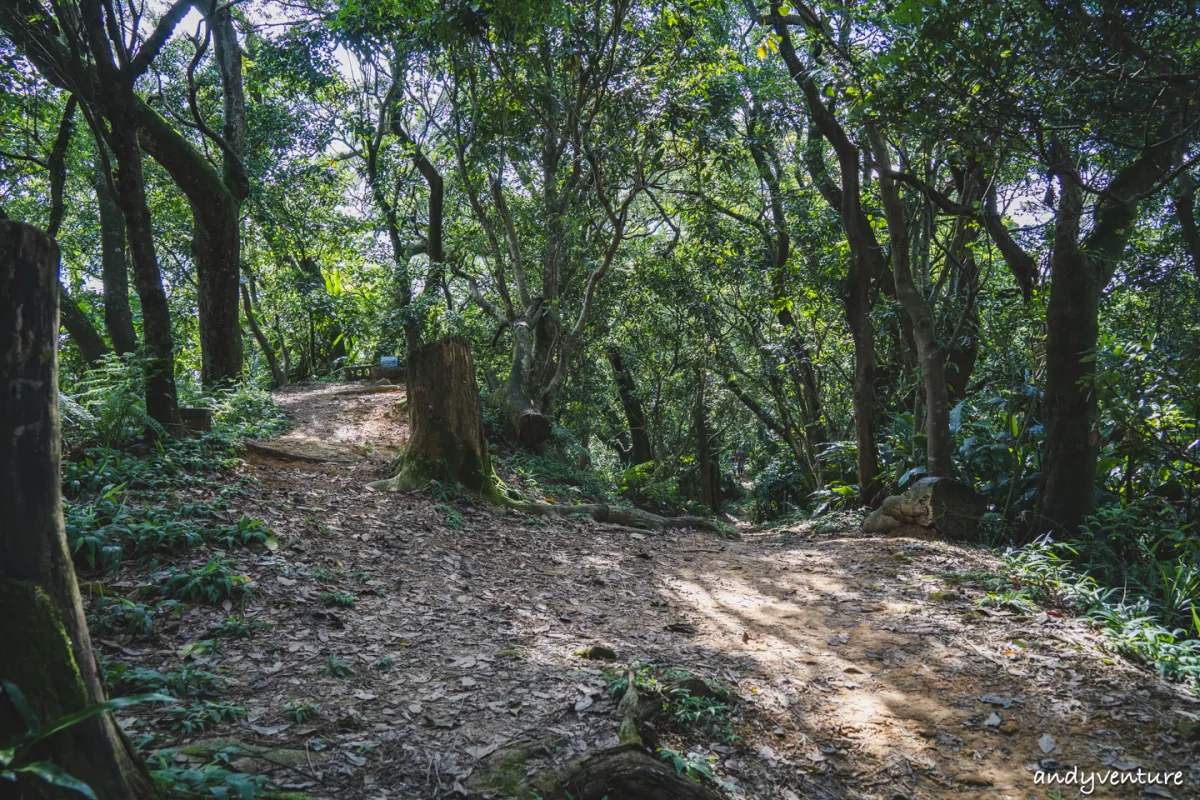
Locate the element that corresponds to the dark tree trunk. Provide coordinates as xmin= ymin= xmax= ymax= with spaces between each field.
xmin=132 ymin=0 xmax=248 ymax=388
xmin=0 ymin=220 xmax=160 ymax=800
xmin=1037 ymin=134 xmax=1180 ymax=535
xmin=370 ymin=337 xmax=497 ymax=496
xmin=1039 ymin=240 xmax=1100 ymax=536
xmin=102 ymin=114 xmax=183 ymax=435
xmin=694 ymin=373 xmax=721 ymax=512
xmin=192 ymin=201 xmax=244 ymax=386
xmin=502 ymin=318 xmax=553 ymax=449
xmin=93 ymin=159 xmax=137 ymax=355
xmin=58 ymin=283 xmax=109 ymax=366
xmin=872 ymin=130 xmax=954 ymax=477
xmin=241 ymin=283 xmax=286 ymax=388
xmin=774 ymin=20 xmax=882 ymax=505
xmin=607 ymin=346 xmax=653 ymax=465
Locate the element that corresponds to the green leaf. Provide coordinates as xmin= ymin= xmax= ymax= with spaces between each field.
xmin=24 ymin=693 xmax=175 ymax=749
xmin=12 ymin=762 xmax=98 ymax=800
xmin=0 ymin=682 xmax=39 ymax=735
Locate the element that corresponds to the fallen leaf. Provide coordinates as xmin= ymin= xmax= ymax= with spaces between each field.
xmin=574 ymin=695 xmax=594 ymax=712
xmin=980 ymin=694 xmax=1013 ymax=708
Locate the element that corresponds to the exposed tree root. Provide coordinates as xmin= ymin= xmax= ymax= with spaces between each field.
xmin=243 ymin=441 xmax=328 ymax=463
xmin=503 ymin=498 xmax=730 ymax=536
xmin=549 ymin=744 xmax=724 ymax=800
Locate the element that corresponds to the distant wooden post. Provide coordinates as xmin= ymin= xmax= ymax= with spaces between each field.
xmin=0 ymin=220 xmax=159 ymax=798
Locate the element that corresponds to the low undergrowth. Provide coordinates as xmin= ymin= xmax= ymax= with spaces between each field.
xmin=994 ymin=501 xmax=1200 ymax=690
xmin=604 ymin=662 xmax=741 ymax=745
xmin=59 ymin=359 xmax=296 ymax=796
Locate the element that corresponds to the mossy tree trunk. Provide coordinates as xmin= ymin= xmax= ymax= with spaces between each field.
xmin=370 ymin=336 xmax=498 ymax=497
xmin=0 ymin=220 xmax=159 ymax=798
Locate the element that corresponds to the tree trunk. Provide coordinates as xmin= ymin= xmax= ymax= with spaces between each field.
xmin=130 ymin=0 xmax=246 ymax=388
xmin=192 ymin=202 xmax=244 ymax=386
xmin=369 ymin=337 xmax=498 ymax=496
xmin=104 ymin=111 xmax=183 ymax=435
xmin=1038 ymin=236 xmax=1101 ymax=536
xmin=0 ymin=220 xmax=160 ymax=800
xmin=58 ymin=282 xmax=109 ymax=366
xmin=872 ymin=130 xmax=954 ymax=477
xmin=241 ymin=283 xmax=286 ymax=388
xmin=1037 ymin=134 xmax=1179 ymax=536
xmin=694 ymin=373 xmax=721 ymax=512
xmin=502 ymin=318 xmax=552 ymax=449
xmin=774 ymin=20 xmax=882 ymax=505
xmin=93 ymin=160 xmax=137 ymax=355
xmin=608 ymin=346 xmax=653 ymax=465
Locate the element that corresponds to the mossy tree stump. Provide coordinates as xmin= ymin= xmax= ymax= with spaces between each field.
xmin=0 ymin=220 xmax=160 ymax=799
xmin=370 ymin=336 xmax=498 ymax=496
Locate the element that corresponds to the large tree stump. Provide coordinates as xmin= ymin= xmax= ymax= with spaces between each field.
xmin=0 ymin=220 xmax=160 ymax=798
xmin=862 ymin=477 xmax=986 ymax=542
xmin=369 ymin=336 xmax=498 ymax=496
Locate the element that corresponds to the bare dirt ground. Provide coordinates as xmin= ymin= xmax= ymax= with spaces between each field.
xmin=106 ymin=384 xmax=1200 ymax=799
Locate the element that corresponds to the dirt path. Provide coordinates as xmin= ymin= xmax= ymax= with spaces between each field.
xmin=112 ymin=385 xmax=1200 ymax=799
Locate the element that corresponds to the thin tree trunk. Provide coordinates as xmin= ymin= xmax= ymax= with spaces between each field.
xmin=772 ymin=13 xmax=882 ymax=504
xmin=694 ymin=371 xmax=721 ymax=512
xmin=94 ymin=158 xmax=137 ymax=355
xmin=101 ymin=111 xmax=183 ymax=434
xmin=0 ymin=220 xmax=160 ymax=800
xmin=608 ymin=346 xmax=654 ymax=465
xmin=58 ymin=283 xmax=109 ymax=366
xmin=871 ymin=130 xmax=954 ymax=477
xmin=241 ymin=284 xmax=286 ymax=387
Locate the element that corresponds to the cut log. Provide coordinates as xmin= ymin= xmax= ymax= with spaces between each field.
xmin=368 ymin=336 xmax=498 ymax=496
xmin=862 ymin=477 xmax=985 ymax=542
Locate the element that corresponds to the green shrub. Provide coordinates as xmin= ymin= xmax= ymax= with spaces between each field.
xmin=283 ymin=699 xmax=320 ymax=722
xmin=321 ymin=592 xmax=356 ymax=608
xmin=156 ymin=558 xmax=252 ymax=604
xmin=170 ymin=701 xmax=247 ymax=733
xmin=322 ymin=655 xmax=354 ymax=678
xmin=210 ymin=617 xmax=271 ymax=639
xmin=88 ymin=597 xmax=180 ymax=637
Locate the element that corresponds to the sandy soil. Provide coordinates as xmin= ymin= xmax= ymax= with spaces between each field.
xmin=100 ymin=384 xmax=1200 ymax=799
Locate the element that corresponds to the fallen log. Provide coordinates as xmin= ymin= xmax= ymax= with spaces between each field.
xmin=862 ymin=476 xmax=985 ymax=542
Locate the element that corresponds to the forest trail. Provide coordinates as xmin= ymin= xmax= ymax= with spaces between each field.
xmin=123 ymin=384 xmax=1197 ymax=800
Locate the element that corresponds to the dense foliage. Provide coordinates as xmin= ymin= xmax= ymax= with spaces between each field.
xmin=2 ymin=0 xmax=1198 ymax=698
